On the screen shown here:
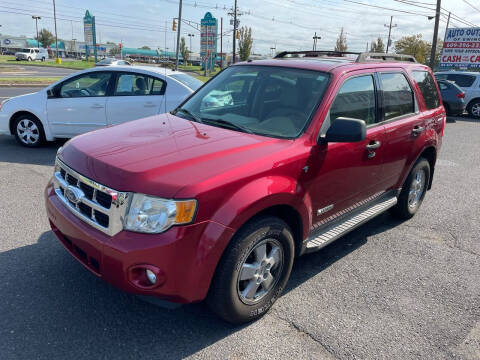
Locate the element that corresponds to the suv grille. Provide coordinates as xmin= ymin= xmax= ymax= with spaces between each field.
xmin=52 ymin=158 xmax=129 ymax=236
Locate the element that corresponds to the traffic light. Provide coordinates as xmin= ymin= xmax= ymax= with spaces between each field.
xmin=236 ymin=30 xmax=240 ymax=40
xmin=172 ymin=19 xmax=177 ymax=31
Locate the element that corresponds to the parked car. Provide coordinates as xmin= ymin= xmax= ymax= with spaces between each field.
xmin=15 ymin=47 xmax=48 ymax=61
xmin=0 ymin=66 xmax=203 ymax=146
xmin=45 ymin=51 xmax=445 ymax=324
xmin=95 ymin=57 xmax=131 ymax=66
xmin=435 ymin=71 xmax=480 ymax=118
xmin=437 ymin=80 xmax=466 ymax=116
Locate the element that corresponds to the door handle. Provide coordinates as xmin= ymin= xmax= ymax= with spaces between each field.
xmin=366 ymin=140 xmax=381 ymax=150
xmin=412 ymin=126 xmax=425 ymax=135
xmin=91 ymin=104 xmax=104 ymax=109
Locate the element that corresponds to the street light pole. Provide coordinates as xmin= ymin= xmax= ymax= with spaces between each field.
xmin=52 ymin=0 xmax=59 ymax=61
xmin=232 ymin=0 xmax=237 ymax=64
xmin=312 ymin=32 xmax=321 ymax=51
xmin=385 ymin=16 xmax=397 ymax=53
xmin=174 ymin=0 xmax=182 ymax=70
xmin=32 ymin=16 xmax=41 ymax=48
xmin=429 ymin=0 xmax=442 ymax=69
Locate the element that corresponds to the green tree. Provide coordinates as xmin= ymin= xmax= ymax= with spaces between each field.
xmin=370 ymin=37 xmax=385 ymax=53
xmin=238 ymin=27 xmax=253 ymax=61
xmin=107 ymin=42 xmax=120 ymax=56
xmin=179 ymin=37 xmax=189 ymax=63
xmin=394 ymin=34 xmax=430 ymax=64
xmin=426 ymin=39 xmax=444 ymax=69
xmin=140 ymin=45 xmax=151 ymax=50
xmin=36 ymin=28 xmax=55 ymax=48
xmin=334 ymin=27 xmax=347 ymax=52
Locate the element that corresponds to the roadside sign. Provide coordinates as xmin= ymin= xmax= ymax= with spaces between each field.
xmin=200 ymin=12 xmax=218 ymax=72
xmin=440 ymin=28 xmax=480 ymax=69
xmin=83 ymin=10 xmax=97 ymax=62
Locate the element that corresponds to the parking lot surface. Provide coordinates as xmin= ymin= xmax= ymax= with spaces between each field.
xmin=0 ymin=117 xmax=479 ymax=359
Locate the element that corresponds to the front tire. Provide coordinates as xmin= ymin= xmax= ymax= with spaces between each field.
xmin=207 ymin=216 xmax=295 ymax=324
xmin=13 ymin=116 xmax=45 ymax=147
xmin=27 ymin=57 xmax=32 ymax=61
xmin=391 ymin=158 xmax=430 ymax=220
xmin=467 ymin=99 xmax=480 ymax=118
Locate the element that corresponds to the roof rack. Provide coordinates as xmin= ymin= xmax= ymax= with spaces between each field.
xmin=274 ymin=50 xmax=417 ymax=63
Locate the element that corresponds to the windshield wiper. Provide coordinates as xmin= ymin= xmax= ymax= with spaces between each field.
xmin=201 ymin=117 xmax=253 ymax=134
xmin=173 ymin=108 xmax=203 ymax=123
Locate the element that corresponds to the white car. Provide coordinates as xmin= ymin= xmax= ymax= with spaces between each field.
xmin=0 ymin=66 xmax=203 ymax=147
xmin=15 ymin=47 xmax=49 ymax=61
xmin=95 ymin=58 xmax=131 ymax=66
xmin=435 ymin=71 xmax=480 ymax=118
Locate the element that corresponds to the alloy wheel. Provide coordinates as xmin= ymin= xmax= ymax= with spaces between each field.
xmin=408 ymin=169 xmax=426 ymax=209
xmin=237 ymin=238 xmax=284 ymax=305
xmin=16 ymin=119 xmax=40 ymax=145
xmin=471 ymin=103 xmax=480 ymax=117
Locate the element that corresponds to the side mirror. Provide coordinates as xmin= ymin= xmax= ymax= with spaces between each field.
xmin=323 ymin=117 xmax=366 ymax=143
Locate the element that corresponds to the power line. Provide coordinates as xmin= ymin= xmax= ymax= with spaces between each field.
xmin=461 ymin=0 xmax=480 ymax=14
xmin=342 ymin=0 xmax=433 ymax=16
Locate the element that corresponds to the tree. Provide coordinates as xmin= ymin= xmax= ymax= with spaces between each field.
xmin=140 ymin=46 xmax=151 ymax=50
xmin=370 ymin=37 xmax=385 ymax=53
xmin=334 ymin=27 xmax=347 ymax=52
xmin=36 ymin=28 xmax=55 ymax=48
xmin=238 ymin=27 xmax=253 ymax=61
xmin=179 ymin=37 xmax=189 ymax=64
xmin=108 ymin=45 xmax=120 ymax=56
xmin=394 ymin=34 xmax=430 ymax=64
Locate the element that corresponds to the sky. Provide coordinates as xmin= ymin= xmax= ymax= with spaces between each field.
xmin=1 ymin=0 xmax=480 ymax=55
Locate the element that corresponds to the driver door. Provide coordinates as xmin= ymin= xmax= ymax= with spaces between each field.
xmin=47 ymin=71 xmax=113 ymax=137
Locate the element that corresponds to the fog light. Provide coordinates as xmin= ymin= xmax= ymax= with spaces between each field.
xmin=146 ymin=269 xmax=157 ymax=284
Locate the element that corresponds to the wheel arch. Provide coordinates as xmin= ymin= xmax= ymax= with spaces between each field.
xmin=467 ymin=97 xmax=480 ymax=110
xmin=9 ymin=110 xmax=45 ymax=136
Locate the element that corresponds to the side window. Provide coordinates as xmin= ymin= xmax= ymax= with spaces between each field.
xmin=114 ymin=73 xmax=156 ymax=96
xmin=439 ymin=82 xmax=448 ymax=91
xmin=447 ymin=74 xmax=475 ymax=88
xmin=379 ymin=73 xmax=415 ymax=120
xmin=59 ymin=72 xmax=112 ymax=98
xmin=412 ymin=70 xmax=440 ymax=110
xmin=151 ymin=78 xmax=166 ymax=95
xmin=34 ymin=49 xmax=39 ymax=53
xmin=330 ymin=75 xmax=376 ymax=125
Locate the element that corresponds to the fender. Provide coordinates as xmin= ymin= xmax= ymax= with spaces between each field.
xmin=395 ymin=140 xmax=437 ymax=190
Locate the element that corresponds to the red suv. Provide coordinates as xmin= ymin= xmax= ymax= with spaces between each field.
xmin=45 ymin=51 xmax=445 ymax=323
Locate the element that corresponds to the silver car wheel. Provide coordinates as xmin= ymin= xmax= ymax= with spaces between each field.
xmin=237 ymin=238 xmax=284 ymax=305
xmin=472 ymin=103 xmax=480 ymax=117
xmin=16 ymin=119 xmax=40 ymax=145
xmin=408 ymin=169 xmax=426 ymax=210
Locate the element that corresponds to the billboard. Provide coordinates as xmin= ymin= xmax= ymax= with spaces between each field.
xmin=83 ymin=10 xmax=97 ymax=61
xmin=440 ymin=28 xmax=480 ymax=69
xmin=200 ymin=12 xmax=217 ymax=71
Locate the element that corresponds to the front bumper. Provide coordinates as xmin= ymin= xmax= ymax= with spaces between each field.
xmin=0 ymin=112 xmax=10 ymax=135
xmin=45 ymin=180 xmax=235 ymax=303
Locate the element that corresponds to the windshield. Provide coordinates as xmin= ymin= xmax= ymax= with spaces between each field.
xmin=20 ymin=48 xmax=31 ymax=53
xmin=169 ymin=73 xmax=203 ymax=91
xmin=98 ymin=58 xmax=115 ymax=64
xmin=174 ymin=65 xmax=330 ymax=138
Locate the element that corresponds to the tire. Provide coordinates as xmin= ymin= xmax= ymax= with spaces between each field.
xmin=27 ymin=57 xmax=32 ymax=61
xmin=467 ymin=99 xmax=480 ymax=118
xmin=207 ymin=216 xmax=295 ymax=324
xmin=391 ymin=158 xmax=430 ymax=220
xmin=41 ymin=57 xmax=45 ymax=62
xmin=443 ymin=103 xmax=450 ymax=116
xmin=13 ymin=115 xmax=45 ymax=147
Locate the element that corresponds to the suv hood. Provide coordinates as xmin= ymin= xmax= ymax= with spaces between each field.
xmin=59 ymin=113 xmax=291 ymax=198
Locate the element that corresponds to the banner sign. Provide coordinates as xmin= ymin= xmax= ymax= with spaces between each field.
xmin=440 ymin=28 xmax=480 ymax=69
xmin=200 ymin=12 xmax=218 ymax=70
xmin=83 ymin=10 xmax=97 ymax=61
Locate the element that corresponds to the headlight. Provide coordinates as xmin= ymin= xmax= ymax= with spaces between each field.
xmin=0 ymin=98 xmax=9 ymax=112
xmin=124 ymin=194 xmax=197 ymax=233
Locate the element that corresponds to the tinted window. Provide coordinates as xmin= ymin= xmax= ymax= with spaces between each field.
xmin=412 ymin=70 xmax=440 ymax=110
xmin=446 ymin=74 xmax=476 ymax=87
xmin=438 ymin=82 xmax=449 ymax=91
xmin=176 ymin=65 xmax=330 ymax=138
xmin=114 ymin=73 xmax=164 ymax=96
xmin=59 ymin=72 xmax=112 ymax=98
xmin=379 ymin=73 xmax=415 ymax=120
xmin=330 ymin=75 xmax=376 ymax=125
xmin=169 ymin=73 xmax=203 ymax=91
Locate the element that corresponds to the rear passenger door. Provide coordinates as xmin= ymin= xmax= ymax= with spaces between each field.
xmin=379 ymin=70 xmax=429 ymax=189
xmin=105 ymin=72 xmax=165 ymax=126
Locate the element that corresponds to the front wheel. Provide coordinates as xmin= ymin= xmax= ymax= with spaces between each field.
xmin=207 ymin=216 xmax=295 ymax=324
xmin=13 ymin=116 xmax=45 ymax=147
xmin=391 ymin=158 xmax=430 ymax=220
xmin=41 ymin=57 xmax=45 ymax=62
xmin=27 ymin=57 xmax=32 ymax=61
xmin=467 ymin=99 xmax=480 ymax=118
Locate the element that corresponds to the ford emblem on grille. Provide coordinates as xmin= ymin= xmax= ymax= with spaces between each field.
xmin=65 ymin=185 xmax=84 ymax=204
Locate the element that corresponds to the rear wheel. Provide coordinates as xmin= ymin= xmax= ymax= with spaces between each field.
xmin=391 ymin=158 xmax=430 ymax=220
xmin=27 ymin=57 xmax=32 ymax=61
xmin=41 ymin=57 xmax=45 ymax=62
xmin=13 ymin=116 xmax=45 ymax=147
xmin=207 ymin=216 xmax=295 ymax=324
xmin=467 ymin=99 xmax=480 ymax=118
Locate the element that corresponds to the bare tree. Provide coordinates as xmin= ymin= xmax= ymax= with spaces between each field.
xmin=334 ymin=27 xmax=347 ymax=52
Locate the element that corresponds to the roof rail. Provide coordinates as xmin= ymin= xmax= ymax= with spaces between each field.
xmin=274 ymin=50 xmax=417 ymax=63
xmin=274 ymin=50 xmax=361 ymax=59
xmin=356 ymin=52 xmax=417 ymax=63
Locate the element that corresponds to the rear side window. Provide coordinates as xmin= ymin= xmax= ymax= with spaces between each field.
xmin=379 ymin=73 xmax=415 ymax=120
xmin=447 ymin=74 xmax=475 ymax=87
xmin=412 ymin=70 xmax=440 ymax=110
xmin=330 ymin=75 xmax=376 ymax=125
xmin=439 ymin=82 xmax=449 ymax=90
xmin=114 ymin=73 xmax=164 ymax=96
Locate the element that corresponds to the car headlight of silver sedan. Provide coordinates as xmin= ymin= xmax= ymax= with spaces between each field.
xmin=124 ymin=194 xmax=197 ymax=233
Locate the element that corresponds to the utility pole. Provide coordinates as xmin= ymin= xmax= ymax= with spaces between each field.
xmin=53 ymin=0 xmax=59 ymax=62
xmin=220 ymin=17 xmax=223 ymax=68
xmin=385 ymin=16 xmax=397 ymax=53
xmin=232 ymin=0 xmax=238 ymax=64
xmin=312 ymin=32 xmax=321 ymax=51
xmin=72 ymin=38 xmax=76 ymax=58
xmin=443 ymin=11 xmax=451 ymax=44
xmin=429 ymin=0 xmax=442 ymax=69
xmin=175 ymin=0 xmax=182 ymax=70
xmin=32 ymin=16 xmax=41 ymax=48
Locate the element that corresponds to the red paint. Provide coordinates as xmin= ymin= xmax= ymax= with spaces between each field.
xmin=46 ymin=59 xmax=444 ymax=303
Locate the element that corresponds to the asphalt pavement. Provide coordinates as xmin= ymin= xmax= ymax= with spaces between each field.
xmin=0 ymin=64 xmax=77 ymax=78
xmin=0 ymin=109 xmax=479 ymax=359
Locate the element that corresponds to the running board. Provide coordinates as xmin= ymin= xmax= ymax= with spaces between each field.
xmin=305 ymin=195 xmax=397 ymax=251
